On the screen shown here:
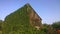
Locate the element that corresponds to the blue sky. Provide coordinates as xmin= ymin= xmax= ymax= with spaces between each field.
xmin=0 ymin=0 xmax=60 ymax=24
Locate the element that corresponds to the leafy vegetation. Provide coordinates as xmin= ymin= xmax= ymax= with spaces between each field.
xmin=52 ymin=22 xmax=60 ymax=34
xmin=52 ymin=22 xmax=60 ymax=30
xmin=0 ymin=20 xmax=3 ymax=34
xmin=0 ymin=4 xmax=60 ymax=34
xmin=2 ymin=4 xmax=46 ymax=34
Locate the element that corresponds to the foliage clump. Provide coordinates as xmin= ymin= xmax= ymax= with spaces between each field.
xmin=1 ymin=4 xmax=60 ymax=34
xmin=2 ymin=4 xmax=46 ymax=34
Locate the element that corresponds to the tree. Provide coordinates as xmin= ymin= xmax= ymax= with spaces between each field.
xmin=52 ymin=21 xmax=60 ymax=30
xmin=0 ymin=20 xmax=3 ymax=34
xmin=0 ymin=20 xmax=3 ymax=31
xmin=52 ymin=22 xmax=60 ymax=34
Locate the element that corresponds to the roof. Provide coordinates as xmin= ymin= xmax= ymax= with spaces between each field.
xmin=25 ymin=3 xmax=42 ymax=20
